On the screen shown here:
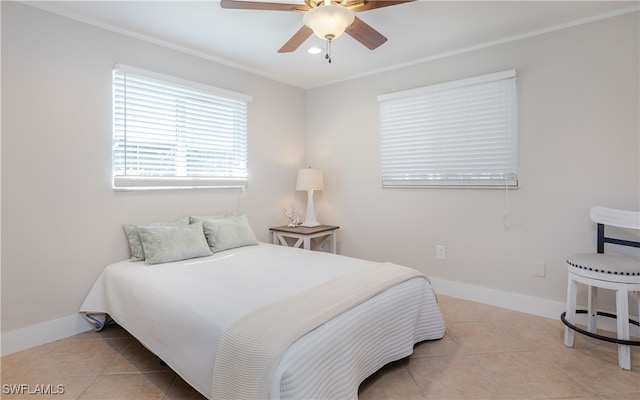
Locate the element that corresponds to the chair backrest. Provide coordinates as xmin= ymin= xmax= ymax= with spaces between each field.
xmin=590 ymin=206 xmax=640 ymax=253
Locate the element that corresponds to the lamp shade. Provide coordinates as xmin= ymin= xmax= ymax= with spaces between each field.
xmin=296 ymin=168 xmax=324 ymax=191
xmin=303 ymin=5 xmax=355 ymax=40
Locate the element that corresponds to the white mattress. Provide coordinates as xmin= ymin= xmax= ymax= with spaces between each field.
xmin=80 ymin=243 xmax=445 ymax=399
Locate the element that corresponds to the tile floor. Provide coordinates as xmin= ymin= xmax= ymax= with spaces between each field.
xmin=1 ymin=295 xmax=639 ymax=399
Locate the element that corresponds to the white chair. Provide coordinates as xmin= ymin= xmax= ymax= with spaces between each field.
xmin=562 ymin=206 xmax=640 ymax=370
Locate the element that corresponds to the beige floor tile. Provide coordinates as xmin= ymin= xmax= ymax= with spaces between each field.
xmin=79 ymin=372 xmax=175 ymax=399
xmin=540 ymin=345 xmax=640 ymax=394
xmin=600 ymin=393 xmax=640 ymax=400
xmin=575 ymin=334 xmax=640 ymax=369
xmin=472 ymin=351 xmax=594 ymax=399
xmin=405 ymin=355 xmax=511 ymax=399
xmin=494 ymin=316 xmax=569 ymax=352
xmin=49 ymin=336 xmax=133 ymax=358
xmin=411 ymin=334 xmax=462 ymax=358
xmin=21 ymin=336 xmax=134 ymax=378
xmin=438 ymin=295 xmax=530 ymax=323
xmin=533 ymin=397 xmax=599 ymax=400
xmin=359 ymin=360 xmax=424 ymax=400
xmin=28 ymin=336 xmax=132 ymax=376
xmin=103 ymin=341 xmax=172 ymax=375
xmin=446 ymin=320 xmax=533 ymax=354
xmin=27 ymin=345 xmax=120 ymax=378
xmin=163 ymin=375 xmax=208 ymax=400
xmin=1 ymin=342 xmax=60 ymax=382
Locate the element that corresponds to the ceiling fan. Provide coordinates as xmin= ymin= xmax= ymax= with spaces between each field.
xmin=220 ymin=0 xmax=416 ymax=62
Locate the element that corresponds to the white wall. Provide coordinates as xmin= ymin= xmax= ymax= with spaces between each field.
xmin=1 ymin=2 xmax=306 ymax=352
xmin=306 ymin=12 xmax=639 ymax=312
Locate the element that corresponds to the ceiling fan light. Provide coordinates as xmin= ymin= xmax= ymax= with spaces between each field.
xmin=303 ymin=5 xmax=355 ymax=40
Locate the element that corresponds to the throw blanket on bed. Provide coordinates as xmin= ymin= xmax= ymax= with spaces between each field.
xmin=211 ymin=261 xmax=425 ymax=400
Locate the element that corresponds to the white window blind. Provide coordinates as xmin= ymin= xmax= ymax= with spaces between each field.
xmin=378 ymin=70 xmax=518 ymax=188
xmin=112 ymin=64 xmax=251 ymax=190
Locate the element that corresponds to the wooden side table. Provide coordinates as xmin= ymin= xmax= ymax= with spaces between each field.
xmin=269 ymin=225 xmax=339 ymax=254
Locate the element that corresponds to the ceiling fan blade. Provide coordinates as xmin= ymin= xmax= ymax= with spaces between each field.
xmin=278 ymin=25 xmax=313 ymax=53
xmin=345 ymin=16 xmax=387 ymax=50
xmin=220 ymin=0 xmax=309 ymax=12
xmin=346 ymin=0 xmax=416 ymax=12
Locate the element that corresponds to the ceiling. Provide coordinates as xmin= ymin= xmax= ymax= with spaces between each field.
xmin=25 ymin=1 xmax=639 ymax=89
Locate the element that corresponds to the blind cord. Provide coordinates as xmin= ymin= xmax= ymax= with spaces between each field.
xmin=504 ymin=178 xmax=510 ymax=230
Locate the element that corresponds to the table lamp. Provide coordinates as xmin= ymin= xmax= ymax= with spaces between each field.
xmin=296 ymin=167 xmax=324 ymax=227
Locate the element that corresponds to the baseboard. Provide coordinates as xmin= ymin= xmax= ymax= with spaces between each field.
xmin=430 ymin=277 xmax=640 ymax=338
xmin=429 ymin=277 xmax=566 ymax=319
xmin=2 ymin=279 xmax=638 ymax=356
xmin=1 ymin=314 xmax=93 ymax=356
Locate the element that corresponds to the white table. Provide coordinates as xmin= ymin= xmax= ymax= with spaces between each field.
xmin=270 ymin=225 xmax=339 ymax=254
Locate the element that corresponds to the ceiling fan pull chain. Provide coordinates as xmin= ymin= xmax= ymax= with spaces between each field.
xmin=325 ymin=34 xmax=334 ymax=63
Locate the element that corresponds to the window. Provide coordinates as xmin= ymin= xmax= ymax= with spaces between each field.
xmin=112 ymin=64 xmax=251 ymax=190
xmin=378 ymin=70 xmax=518 ymax=188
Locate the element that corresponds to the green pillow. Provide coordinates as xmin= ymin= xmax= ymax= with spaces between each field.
xmin=189 ymin=214 xmax=230 ymax=224
xmin=123 ymin=216 xmax=190 ymax=261
xmin=202 ymin=215 xmax=258 ymax=253
xmin=138 ymin=222 xmax=213 ymax=265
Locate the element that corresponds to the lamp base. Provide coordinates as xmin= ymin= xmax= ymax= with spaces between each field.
xmin=302 ymin=189 xmax=321 ymax=228
xmin=300 ymin=221 xmax=321 ymax=228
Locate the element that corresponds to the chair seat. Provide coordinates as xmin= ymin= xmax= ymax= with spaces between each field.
xmin=567 ymin=253 xmax=640 ymax=283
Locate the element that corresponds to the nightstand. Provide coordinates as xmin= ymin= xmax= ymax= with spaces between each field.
xmin=269 ymin=225 xmax=339 ymax=254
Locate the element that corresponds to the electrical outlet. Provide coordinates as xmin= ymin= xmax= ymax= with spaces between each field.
xmin=436 ymin=245 xmax=446 ymax=260
xmin=534 ymin=262 xmax=546 ymax=278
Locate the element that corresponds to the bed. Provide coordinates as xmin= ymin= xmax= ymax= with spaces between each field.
xmin=80 ymin=218 xmax=445 ymax=400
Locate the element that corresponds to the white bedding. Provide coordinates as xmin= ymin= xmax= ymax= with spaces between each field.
xmin=80 ymin=243 xmax=446 ymax=399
